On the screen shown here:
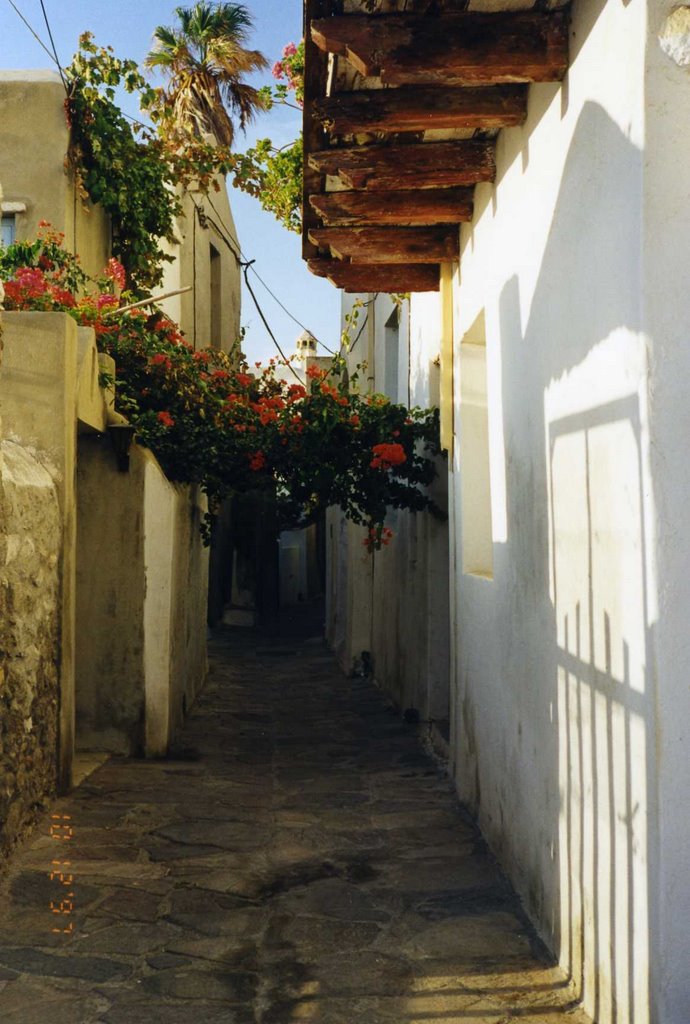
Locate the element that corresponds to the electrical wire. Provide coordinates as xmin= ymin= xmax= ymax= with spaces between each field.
xmin=5 ymin=0 xmax=57 ymax=66
xmin=242 ymin=262 xmax=304 ymax=383
xmin=38 ymin=0 xmax=67 ymax=92
xmin=189 ymin=192 xmax=337 ymax=368
xmin=204 ymin=193 xmax=337 ymax=356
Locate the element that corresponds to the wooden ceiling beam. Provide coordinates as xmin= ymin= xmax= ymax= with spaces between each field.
xmin=308 ymin=226 xmax=459 ymax=263
xmin=308 ymin=259 xmax=440 ymax=293
xmin=309 ymin=140 xmax=494 ymax=190
xmin=302 ymin=0 xmax=334 ymax=261
xmin=311 ymin=10 xmax=569 ymax=86
xmin=314 ymin=85 xmax=527 ymax=135
xmin=309 ymin=188 xmax=474 ymax=226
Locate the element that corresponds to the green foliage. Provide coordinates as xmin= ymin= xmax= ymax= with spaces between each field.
xmin=227 ymin=136 xmax=303 ymax=233
xmin=63 ymin=28 xmax=305 ymax=252
xmin=65 ymin=34 xmax=180 ymax=293
xmin=229 ymin=40 xmax=305 ymax=232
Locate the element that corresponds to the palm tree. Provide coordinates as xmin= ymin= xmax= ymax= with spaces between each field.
xmin=146 ymin=2 xmax=268 ymax=149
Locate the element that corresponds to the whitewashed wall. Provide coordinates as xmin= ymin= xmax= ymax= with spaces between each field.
xmin=447 ymin=0 xmax=690 ymax=1020
xmin=326 ymin=292 xmax=451 ymax=732
xmin=76 ymin=441 xmax=209 ymax=757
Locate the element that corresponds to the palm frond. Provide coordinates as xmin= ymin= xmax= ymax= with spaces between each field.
xmin=150 ymin=1 xmax=267 ymax=149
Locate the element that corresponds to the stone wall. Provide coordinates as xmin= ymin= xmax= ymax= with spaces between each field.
xmin=0 ymin=441 xmax=61 ymax=856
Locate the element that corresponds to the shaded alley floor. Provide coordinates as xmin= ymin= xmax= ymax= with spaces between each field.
xmin=0 ymin=628 xmax=591 ymax=1024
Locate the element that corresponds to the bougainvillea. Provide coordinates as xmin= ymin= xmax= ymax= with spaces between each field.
xmin=269 ymin=41 xmax=305 ymax=106
xmin=0 ymin=233 xmax=442 ymax=548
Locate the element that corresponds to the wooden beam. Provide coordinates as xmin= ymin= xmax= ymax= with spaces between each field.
xmin=308 ymin=226 xmax=459 ymax=263
xmin=314 ymin=85 xmax=527 ymax=135
xmin=309 ymin=188 xmax=474 ymax=226
xmin=311 ymin=10 xmax=569 ymax=86
xmin=309 ymin=140 xmax=495 ymax=190
xmin=302 ymin=0 xmax=334 ymax=261
xmin=308 ymin=259 xmax=440 ymax=293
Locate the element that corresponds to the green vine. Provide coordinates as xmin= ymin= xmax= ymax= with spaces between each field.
xmin=227 ymin=136 xmax=303 ymax=233
xmin=65 ymin=34 xmax=183 ymax=293
xmin=227 ymin=41 xmax=305 ymax=233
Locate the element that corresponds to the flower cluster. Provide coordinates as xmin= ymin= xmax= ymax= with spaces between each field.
xmin=363 ymin=525 xmax=394 ymax=553
xmin=370 ymin=443 xmax=407 ymax=470
xmin=271 ymin=41 xmax=305 ymax=105
xmin=1 ymin=233 xmax=442 ymax=549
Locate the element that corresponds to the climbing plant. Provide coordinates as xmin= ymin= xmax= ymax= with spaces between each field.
xmin=64 ymin=34 xmax=183 ymax=292
xmin=226 ymin=41 xmax=305 ymax=232
xmin=0 ymin=233 xmax=442 ymax=550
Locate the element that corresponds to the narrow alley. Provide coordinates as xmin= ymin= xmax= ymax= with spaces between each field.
xmin=0 ymin=627 xmax=590 ymax=1024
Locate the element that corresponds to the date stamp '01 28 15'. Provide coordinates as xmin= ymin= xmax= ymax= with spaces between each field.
xmin=49 ymin=814 xmax=75 ymax=935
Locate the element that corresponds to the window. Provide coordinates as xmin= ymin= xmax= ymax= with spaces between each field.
xmin=1 ymin=214 xmax=15 ymax=248
xmin=210 ymin=243 xmax=221 ymax=349
xmin=460 ymin=312 xmax=493 ymax=578
xmin=384 ymin=308 xmax=400 ymax=402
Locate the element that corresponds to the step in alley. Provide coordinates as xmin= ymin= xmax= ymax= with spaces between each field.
xmin=0 ymin=628 xmax=591 ymax=1024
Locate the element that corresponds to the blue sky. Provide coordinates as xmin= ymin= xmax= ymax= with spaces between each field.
xmin=0 ymin=0 xmax=340 ymax=361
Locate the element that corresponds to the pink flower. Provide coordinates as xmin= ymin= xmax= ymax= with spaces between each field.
xmin=283 ymin=42 xmax=297 ymax=57
xmin=97 ymin=293 xmax=119 ymax=310
xmin=15 ymin=267 xmax=48 ymax=297
xmin=104 ymin=258 xmax=126 ymax=291
xmin=272 ymin=60 xmax=284 ymax=79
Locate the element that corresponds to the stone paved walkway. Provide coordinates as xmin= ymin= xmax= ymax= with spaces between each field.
xmin=0 ymin=628 xmax=591 ymax=1023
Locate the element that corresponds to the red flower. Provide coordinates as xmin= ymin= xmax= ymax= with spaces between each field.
xmin=249 ymin=451 xmax=266 ymax=471
xmin=150 ymin=353 xmax=172 ymax=370
xmin=235 ymin=372 xmax=253 ymax=388
xmin=50 ymin=287 xmax=76 ymax=308
xmin=370 ymin=442 xmax=407 ymax=470
xmin=157 ymin=410 xmax=175 ymax=428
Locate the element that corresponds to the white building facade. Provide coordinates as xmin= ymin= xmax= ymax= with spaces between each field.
xmin=320 ymin=1 xmax=690 ymax=1020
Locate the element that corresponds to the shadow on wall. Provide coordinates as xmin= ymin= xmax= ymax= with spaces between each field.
xmin=491 ymin=100 xmax=654 ymax=1023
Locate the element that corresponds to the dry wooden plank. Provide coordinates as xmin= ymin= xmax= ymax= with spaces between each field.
xmin=314 ymin=85 xmax=527 ymax=134
xmin=309 ymin=139 xmax=495 ymax=190
xmin=308 ymin=226 xmax=459 ymax=263
xmin=311 ymin=10 xmax=569 ymax=85
xmin=309 ymin=188 xmax=474 ymax=226
xmin=302 ymin=0 xmax=334 ymax=261
xmin=308 ymin=258 xmax=440 ymax=292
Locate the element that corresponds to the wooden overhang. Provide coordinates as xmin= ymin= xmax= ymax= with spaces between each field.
xmin=302 ymin=0 xmax=570 ymax=294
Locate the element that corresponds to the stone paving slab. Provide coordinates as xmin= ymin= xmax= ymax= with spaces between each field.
xmin=0 ymin=629 xmax=592 ymax=1023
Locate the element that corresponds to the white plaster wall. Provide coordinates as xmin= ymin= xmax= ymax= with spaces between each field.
xmin=159 ymin=186 xmax=242 ymax=353
xmin=143 ymin=459 xmax=175 ymax=757
xmin=641 ymin=4 xmax=690 ymax=1018
xmin=448 ymin=0 xmax=659 ymax=1020
xmin=76 ymin=440 xmax=208 ymax=757
xmin=325 ymin=292 xmax=450 ymax=723
xmin=168 ymin=482 xmax=209 ymax=739
xmin=0 ymin=74 xmax=110 ymax=280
